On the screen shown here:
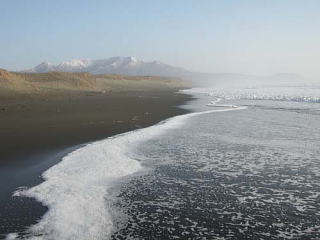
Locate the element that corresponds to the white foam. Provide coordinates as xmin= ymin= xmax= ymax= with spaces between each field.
xmin=9 ymin=103 xmax=247 ymax=240
xmin=206 ymin=97 xmax=222 ymax=106
xmin=184 ymin=85 xmax=320 ymax=103
xmin=207 ymin=104 xmax=238 ymax=108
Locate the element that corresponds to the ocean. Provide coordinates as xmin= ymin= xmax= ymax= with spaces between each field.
xmin=6 ymin=85 xmax=320 ymax=239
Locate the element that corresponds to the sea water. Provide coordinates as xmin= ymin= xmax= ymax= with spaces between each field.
xmin=7 ymin=85 xmax=320 ymax=239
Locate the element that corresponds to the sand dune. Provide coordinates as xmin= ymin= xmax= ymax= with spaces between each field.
xmin=0 ymin=69 xmax=35 ymax=92
xmin=0 ymin=69 xmax=186 ymax=97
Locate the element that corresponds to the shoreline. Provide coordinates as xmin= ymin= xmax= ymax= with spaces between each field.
xmin=0 ymin=90 xmax=192 ymax=166
xmin=0 ymin=89 xmax=192 ymax=237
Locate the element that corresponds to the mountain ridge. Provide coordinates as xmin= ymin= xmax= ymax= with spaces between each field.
xmin=23 ymin=56 xmax=190 ymax=77
xmin=21 ymin=57 xmax=305 ymax=86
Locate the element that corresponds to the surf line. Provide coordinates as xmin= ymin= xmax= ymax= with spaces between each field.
xmin=8 ymin=105 xmax=248 ymax=240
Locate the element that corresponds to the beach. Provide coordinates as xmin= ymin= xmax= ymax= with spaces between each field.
xmin=2 ymin=82 xmax=320 ymax=239
xmin=0 ymin=89 xmax=191 ymax=237
xmin=0 ymin=90 xmax=190 ymax=166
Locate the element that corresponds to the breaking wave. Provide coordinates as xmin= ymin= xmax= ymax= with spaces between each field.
xmin=184 ymin=85 xmax=320 ymax=103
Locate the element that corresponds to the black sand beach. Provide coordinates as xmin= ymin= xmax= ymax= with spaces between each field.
xmin=0 ymin=90 xmax=191 ymax=237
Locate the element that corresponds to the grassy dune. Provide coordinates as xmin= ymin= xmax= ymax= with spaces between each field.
xmin=0 ymin=69 xmax=186 ymax=96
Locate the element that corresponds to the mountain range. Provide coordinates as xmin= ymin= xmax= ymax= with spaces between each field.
xmin=22 ymin=56 xmax=304 ymax=86
xmin=23 ymin=57 xmax=189 ymax=77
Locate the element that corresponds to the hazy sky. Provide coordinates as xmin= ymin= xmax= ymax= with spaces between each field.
xmin=1 ymin=0 xmax=320 ymax=79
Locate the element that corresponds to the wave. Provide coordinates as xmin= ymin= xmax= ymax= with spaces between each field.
xmin=7 ymin=103 xmax=247 ymax=240
xmin=184 ymin=86 xmax=320 ymax=103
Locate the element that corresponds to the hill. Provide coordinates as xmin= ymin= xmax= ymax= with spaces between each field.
xmin=0 ymin=69 xmax=186 ymax=99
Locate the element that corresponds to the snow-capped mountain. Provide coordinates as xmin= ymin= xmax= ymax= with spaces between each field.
xmin=22 ymin=57 xmax=305 ymax=86
xmin=23 ymin=57 xmax=189 ymax=76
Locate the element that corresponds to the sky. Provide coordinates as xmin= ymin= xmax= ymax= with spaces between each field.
xmin=1 ymin=0 xmax=320 ymax=79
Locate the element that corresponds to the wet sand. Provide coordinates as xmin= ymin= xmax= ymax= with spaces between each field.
xmin=0 ymin=90 xmax=191 ymax=237
xmin=0 ymin=91 xmax=190 ymax=165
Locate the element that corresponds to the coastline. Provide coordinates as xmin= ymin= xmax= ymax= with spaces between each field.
xmin=0 ymin=89 xmax=192 ymax=238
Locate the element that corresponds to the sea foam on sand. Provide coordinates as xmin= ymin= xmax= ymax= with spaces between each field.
xmin=8 ymin=101 xmax=246 ymax=240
